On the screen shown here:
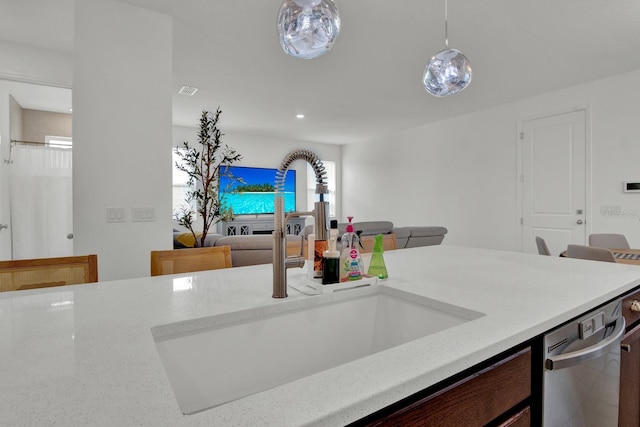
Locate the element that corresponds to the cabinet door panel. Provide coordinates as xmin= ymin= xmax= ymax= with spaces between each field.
xmin=622 ymin=290 xmax=640 ymax=328
xmin=620 ymin=323 xmax=640 ymax=427
xmin=365 ymin=348 xmax=531 ymax=427
xmin=498 ymin=407 xmax=530 ymax=427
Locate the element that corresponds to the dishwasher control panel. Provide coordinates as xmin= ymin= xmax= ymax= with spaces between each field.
xmin=578 ymin=311 xmax=605 ymax=339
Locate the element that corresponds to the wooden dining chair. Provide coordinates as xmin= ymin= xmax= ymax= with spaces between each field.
xmin=360 ymin=234 xmax=398 ymax=253
xmin=566 ymin=244 xmax=617 ymax=263
xmin=150 ymin=246 xmax=232 ymax=276
xmin=0 ymin=255 xmax=99 ymax=292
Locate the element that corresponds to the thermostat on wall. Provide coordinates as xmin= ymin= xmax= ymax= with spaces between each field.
xmin=624 ymin=182 xmax=640 ymax=192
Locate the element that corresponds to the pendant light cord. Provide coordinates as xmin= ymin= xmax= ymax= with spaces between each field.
xmin=444 ymin=0 xmax=449 ymax=48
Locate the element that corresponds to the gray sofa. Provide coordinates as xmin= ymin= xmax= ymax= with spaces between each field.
xmin=392 ymin=226 xmax=448 ymax=248
xmin=209 ymin=234 xmax=303 ymax=267
xmin=302 ymin=221 xmax=448 ymax=249
xmin=173 ymin=232 xmax=303 ymax=268
xmin=173 ymin=221 xmax=447 ymax=268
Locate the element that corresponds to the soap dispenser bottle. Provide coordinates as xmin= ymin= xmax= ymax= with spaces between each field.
xmin=321 ymin=220 xmax=340 ymax=284
xmin=340 ymin=216 xmax=364 ymax=281
xmin=367 ymin=234 xmax=389 ymax=279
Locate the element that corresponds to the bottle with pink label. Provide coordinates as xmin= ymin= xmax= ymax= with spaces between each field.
xmin=339 ymin=216 xmax=364 ymax=281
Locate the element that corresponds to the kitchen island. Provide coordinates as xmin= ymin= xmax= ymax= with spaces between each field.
xmin=1 ymin=245 xmax=639 ymax=426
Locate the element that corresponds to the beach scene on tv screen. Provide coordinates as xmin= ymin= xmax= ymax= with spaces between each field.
xmin=219 ymin=166 xmax=296 ymax=215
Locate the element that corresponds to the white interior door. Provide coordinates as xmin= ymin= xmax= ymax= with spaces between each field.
xmin=520 ymin=110 xmax=587 ymax=256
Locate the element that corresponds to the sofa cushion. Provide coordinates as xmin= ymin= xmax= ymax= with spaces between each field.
xmin=302 ymin=221 xmax=394 ymax=240
xmin=214 ymin=234 xmax=303 ymax=267
xmin=392 ymin=227 xmax=411 ymax=239
xmin=174 ymin=232 xmax=223 ymax=249
xmin=405 ymin=235 xmax=445 ymax=248
xmin=392 ymin=226 xmax=448 ymax=249
xmin=216 ymin=235 xmax=275 ymax=250
xmin=409 ymin=226 xmax=448 ymax=238
xmin=353 ymin=221 xmax=394 ymax=236
xmin=392 ymin=227 xmax=411 ymax=249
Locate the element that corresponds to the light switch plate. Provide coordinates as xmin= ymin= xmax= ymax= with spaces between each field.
xmin=132 ymin=207 xmax=156 ymax=222
xmin=106 ymin=207 xmax=126 ymax=223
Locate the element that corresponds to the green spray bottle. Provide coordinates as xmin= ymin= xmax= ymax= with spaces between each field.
xmin=367 ymin=234 xmax=389 ymax=279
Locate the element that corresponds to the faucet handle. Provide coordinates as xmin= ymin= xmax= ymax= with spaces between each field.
xmin=285 ymin=255 xmax=305 ymax=269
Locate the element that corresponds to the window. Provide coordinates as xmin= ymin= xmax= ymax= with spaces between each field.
xmin=172 ymin=150 xmax=195 ymax=214
xmin=307 ymin=160 xmax=336 ymax=218
xmin=45 ymin=136 xmax=72 ymax=148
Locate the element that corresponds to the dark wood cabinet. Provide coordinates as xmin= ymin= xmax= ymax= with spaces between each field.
xmin=497 ymin=407 xmax=530 ymax=427
xmin=620 ymin=289 xmax=640 ymax=427
xmin=353 ymin=347 xmax=531 ymax=427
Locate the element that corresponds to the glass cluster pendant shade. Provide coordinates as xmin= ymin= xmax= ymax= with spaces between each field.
xmin=423 ymin=48 xmax=472 ymax=97
xmin=423 ymin=0 xmax=472 ymax=97
xmin=277 ymin=0 xmax=340 ymax=59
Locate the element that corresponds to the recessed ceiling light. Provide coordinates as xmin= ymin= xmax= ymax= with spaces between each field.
xmin=178 ymin=85 xmax=199 ymax=96
xmin=296 ymin=114 xmax=305 ymax=119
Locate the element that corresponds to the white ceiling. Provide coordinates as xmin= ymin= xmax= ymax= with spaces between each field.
xmin=2 ymin=0 xmax=640 ymax=144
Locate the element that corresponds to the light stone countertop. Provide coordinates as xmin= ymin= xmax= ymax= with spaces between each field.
xmin=1 ymin=245 xmax=640 ymax=426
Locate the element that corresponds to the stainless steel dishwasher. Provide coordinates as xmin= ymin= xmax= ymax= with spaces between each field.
xmin=543 ymin=298 xmax=626 ymax=426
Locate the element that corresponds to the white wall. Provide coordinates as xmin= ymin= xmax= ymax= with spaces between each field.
xmin=0 ymin=41 xmax=72 ymax=88
xmin=173 ymin=126 xmax=342 ymax=225
xmin=343 ymin=68 xmax=640 ymax=250
xmin=22 ymin=109 xmax=72 ymax=142
xmin=73 ymin=0 xmax=173 ymax=280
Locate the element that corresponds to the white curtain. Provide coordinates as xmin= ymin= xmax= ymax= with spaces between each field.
xmin=9 ymin=145 xmax=73 ymax=259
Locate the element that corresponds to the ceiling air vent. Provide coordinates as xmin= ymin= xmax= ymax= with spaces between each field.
xmin=178 ymin=85 xmax=198 ymax=96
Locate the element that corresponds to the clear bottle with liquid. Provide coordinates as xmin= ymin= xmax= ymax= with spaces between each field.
xmin=340 ymin=216 xmax=364 ymax=281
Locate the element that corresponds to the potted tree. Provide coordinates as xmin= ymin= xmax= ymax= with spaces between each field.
xmin=174 ymin=108 xmax=242 ymax=247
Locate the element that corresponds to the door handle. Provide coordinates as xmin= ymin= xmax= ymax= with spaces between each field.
xmin=576 ymin=220 xmax=583 ymax=225
xmin=0 ymin=224 xmax=7 ymax=230
xmin=545 ymin=316 xmax=625 ymax=370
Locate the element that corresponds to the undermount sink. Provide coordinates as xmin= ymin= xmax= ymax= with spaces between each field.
xmin=151 ymin=285 xmax=484 ymax=415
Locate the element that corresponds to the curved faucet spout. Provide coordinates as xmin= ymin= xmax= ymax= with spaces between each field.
xmin=273 ymin=149 xmax=329 ymax=298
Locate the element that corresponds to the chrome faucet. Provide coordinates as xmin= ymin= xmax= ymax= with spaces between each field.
xmin=273 ymin=149 xmax=329 ymax=298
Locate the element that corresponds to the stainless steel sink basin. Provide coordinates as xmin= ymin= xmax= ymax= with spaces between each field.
xmin=151 ymin=285 xmax=484 ymax=414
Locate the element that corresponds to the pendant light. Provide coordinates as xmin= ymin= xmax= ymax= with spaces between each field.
xmin=423 ymin=0 xmax=472 ymax=97
xmin=277 ymin=0 xmax=340 ymax=60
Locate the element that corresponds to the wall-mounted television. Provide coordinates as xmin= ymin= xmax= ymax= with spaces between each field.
xmin=219 ymin=166 xmax=296 ymax=215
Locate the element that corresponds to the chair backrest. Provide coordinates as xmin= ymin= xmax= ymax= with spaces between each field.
xmin=150 ymin=246 xmax=232 ymax=276
xmin=360 ymin=233 xmax=398 ymax=253
xmin=588 ymin=233 xmax=630 ymax=249
xmin=566 ymin=244 xmax=617 ymax=263
xmin=535 ymin=236 xmax=551 ymax=256
xmin=0 ymin=255 xmax=98 ymax=292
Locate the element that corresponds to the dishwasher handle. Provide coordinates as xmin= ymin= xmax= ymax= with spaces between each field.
xmin=545 ymin=316 xmax=626 ymax=371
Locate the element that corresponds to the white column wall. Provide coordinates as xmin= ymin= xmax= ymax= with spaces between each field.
xmin=73 ymin=0 xmax=172 ymax=280
xmin=342 ymin=69 xmax=640 ymax=250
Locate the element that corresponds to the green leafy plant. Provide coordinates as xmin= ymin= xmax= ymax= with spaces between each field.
xmin=174 ymin=108 xmax=242 ymax=247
